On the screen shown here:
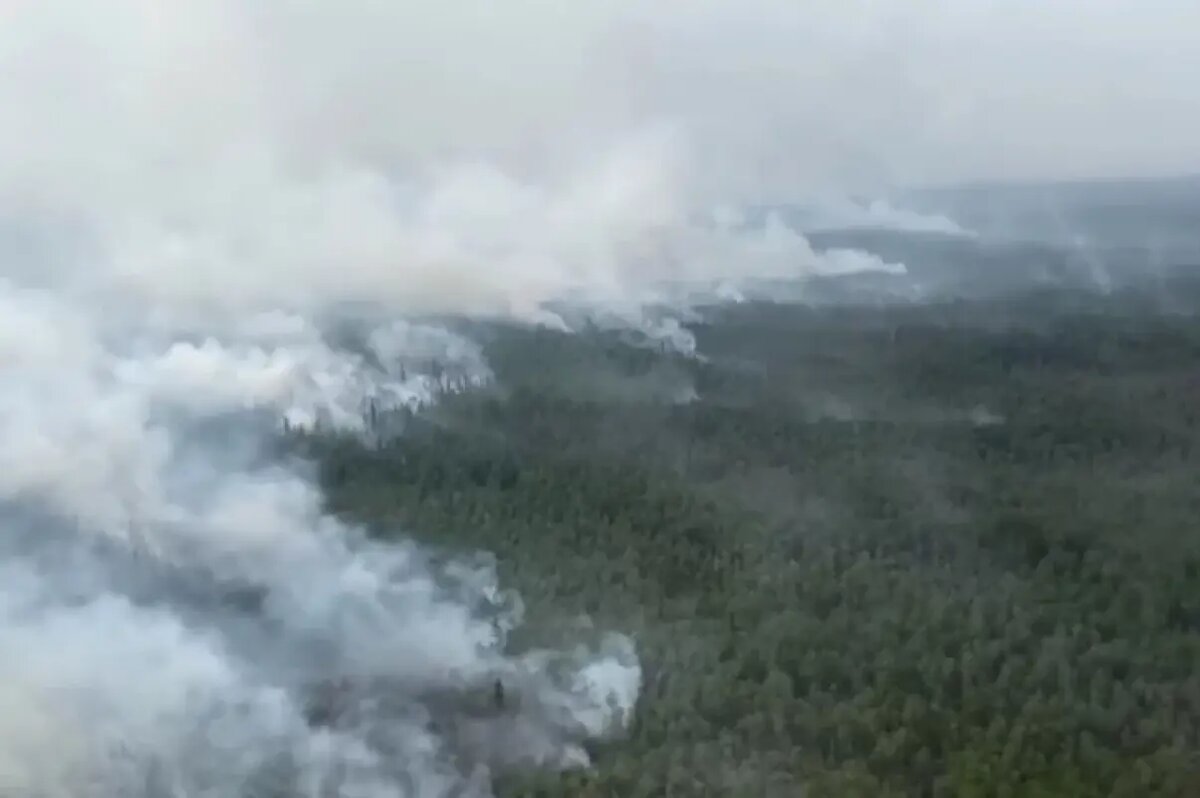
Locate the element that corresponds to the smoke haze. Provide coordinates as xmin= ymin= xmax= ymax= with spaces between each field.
xmin=1 ymin=1 xmax=1197 ymax=795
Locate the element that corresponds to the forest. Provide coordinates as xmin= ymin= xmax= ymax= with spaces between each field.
xmin=293 ymin=276 xmax=1200 ymax=796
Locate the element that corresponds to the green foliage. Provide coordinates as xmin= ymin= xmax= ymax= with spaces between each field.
xmin=294 ymin=287 xmax=1200 ymax=796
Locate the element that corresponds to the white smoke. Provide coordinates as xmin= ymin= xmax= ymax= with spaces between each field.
xmin=0 ymin=278 xmax=647 ymax=795
xmin=0 ymin=2 xmax=915 ymax=796
xmin=794 ymin=197 xmax=976 ymax=237
xmin=0 ymin=2 xmax=902 ymax=323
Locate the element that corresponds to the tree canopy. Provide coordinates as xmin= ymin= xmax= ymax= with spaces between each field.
xmin=295 ymin=284 xmax=1200 ymax=796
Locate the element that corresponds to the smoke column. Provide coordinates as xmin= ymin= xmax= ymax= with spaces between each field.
xmin=0 ymin=2 xmax=909 ymax=795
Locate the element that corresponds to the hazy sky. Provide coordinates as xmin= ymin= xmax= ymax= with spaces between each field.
xmin=1 ymin=0 xmax=1197 ymax=202
xmin=626 ymin=0 xmax=1200 ymax=191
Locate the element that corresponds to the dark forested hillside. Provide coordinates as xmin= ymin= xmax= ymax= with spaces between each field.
xmin=295 ymin=281 xmax=1200 ymax=797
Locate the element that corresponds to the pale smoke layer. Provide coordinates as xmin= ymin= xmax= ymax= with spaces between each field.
xmin=0 ymin=3 xmax=910 ymax=796
xmin=797 ymin=197 xmax=976 ymax=237
xmin=0 ymin=0 xmax=902 ymax=325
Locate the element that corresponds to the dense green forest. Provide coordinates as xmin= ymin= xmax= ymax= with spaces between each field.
xmin=294 ymin=280 xmax=1200 ymax=796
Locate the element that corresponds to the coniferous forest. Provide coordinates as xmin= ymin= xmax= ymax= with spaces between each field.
xmin=293 ymin=273 xmax=1200 ymax=797
xmin=5 ymin=8 xmax=1200 ymax=795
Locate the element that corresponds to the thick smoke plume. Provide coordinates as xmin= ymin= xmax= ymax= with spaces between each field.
xmin=0 ymin=2 xmax=907 ymax=322
xmin=0 ymin=2 xmax=980 ymax=796
xmin=1 ymin=276 xmax=641 ymax=796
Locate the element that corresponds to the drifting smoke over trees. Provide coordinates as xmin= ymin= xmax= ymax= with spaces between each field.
xmin=301 ymin=278 xmax=1200 ymax=797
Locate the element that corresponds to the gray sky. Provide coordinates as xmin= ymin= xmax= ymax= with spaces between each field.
xmin=616 ymin=0 xmax=1200 ymax=193
xmin=1 ymin=0 xmax=1197 ymax=202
